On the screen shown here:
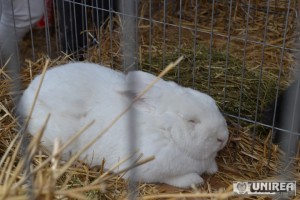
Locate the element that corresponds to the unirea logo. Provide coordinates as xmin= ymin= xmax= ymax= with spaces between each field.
xmin=233 ymin=181 xmax=296 ymax=196
xmin=250 ymin=182 xmax=294 ymax=192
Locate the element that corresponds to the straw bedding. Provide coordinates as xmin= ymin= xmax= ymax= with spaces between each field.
xmin=1 ymin=0 xmax=300 ymax=199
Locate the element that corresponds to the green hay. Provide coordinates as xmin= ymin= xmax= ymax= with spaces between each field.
xmin=138 ymin=45 xmax=290 ymax=126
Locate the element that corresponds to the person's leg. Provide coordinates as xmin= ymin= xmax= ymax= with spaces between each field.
xmin=1 ymin=0 xmax=44 ymax=40
xmin=0 ymin=0 xmax=44 ymax=101
xmin=0 ymin=0 xmax=45 ymax=65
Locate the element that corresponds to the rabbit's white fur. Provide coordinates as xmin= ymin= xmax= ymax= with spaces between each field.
xmin=17 ymin=62 xmax=229 ymax=188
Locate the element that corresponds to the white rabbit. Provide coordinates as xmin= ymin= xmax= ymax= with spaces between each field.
xmin=17 ymin=62 xmax=229 ymax=188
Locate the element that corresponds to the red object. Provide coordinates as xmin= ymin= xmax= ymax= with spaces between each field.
xmin=36 ymin=0 xmax=54 ymax=28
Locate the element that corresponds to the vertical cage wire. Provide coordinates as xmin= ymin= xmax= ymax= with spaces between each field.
xmin=207 ymin=0 xmax=215 ymax=95
xmin=43 ymin=0 xmax=52 ymax=57
xmin=192 ymin=0 xmax=199 ymax=88
xmin=177 ymin=0 xmax=182 ymax=83
xmin=148 ymin=0 xmax=153 ymax=72
xmin=254 ymin=0 xmax=272 ymax=162
xmin=237 ymin=0 xmax=251 ymax=130
xmin=71 ymin=0 xmax=79 ymax=56
xmin=162 ymin=0 xmax=167 ymax=70
xmin=26 ymin=0 xmax=36 ymax=60
xmin=222 ymin=0 xmax=233 ymax=111
xmin=109 ymin=0 xmax=114 ymax=67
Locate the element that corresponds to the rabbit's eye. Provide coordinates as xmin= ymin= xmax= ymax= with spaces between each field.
xmin=188 ymin=119 xmax=199 ymax=124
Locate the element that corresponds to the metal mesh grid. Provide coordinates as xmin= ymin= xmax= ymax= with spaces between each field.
xmin=1 ymin=0 xmax=299 ymax=197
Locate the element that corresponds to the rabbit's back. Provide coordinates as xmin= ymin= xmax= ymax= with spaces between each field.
xmin=20 ymin=63 xmax=125 ymax=111
xmin=18 ymin=63 xmax=129 ymax=152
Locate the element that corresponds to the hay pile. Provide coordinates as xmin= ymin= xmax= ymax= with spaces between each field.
xmin=1 ymin=0 xmax=300 ymax=199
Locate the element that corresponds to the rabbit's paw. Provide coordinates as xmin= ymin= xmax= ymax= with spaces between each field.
xmin=163 ymin=173 xmax=204 ymax=188
xmin=205 ymin=160 xmax=218 ymax=174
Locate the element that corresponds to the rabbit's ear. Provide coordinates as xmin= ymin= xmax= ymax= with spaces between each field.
xmin=117 ymin=71 xmax=164 ymax=112
xmin=126 ymin=71 xmax=165 ymax=93
xmin=125 ymin=71 xmax=165 ymax=97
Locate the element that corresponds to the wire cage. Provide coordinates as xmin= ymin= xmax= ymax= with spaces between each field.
xmin=0 ymin=0 xmax=300 ymax=199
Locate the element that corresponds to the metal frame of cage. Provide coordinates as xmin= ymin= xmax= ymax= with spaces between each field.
xmin=1 ymin=0 xmax=299 ymax=197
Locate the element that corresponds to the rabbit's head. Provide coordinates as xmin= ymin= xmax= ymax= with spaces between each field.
xmin=122 ymin=71 xmax=229 ymax=160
